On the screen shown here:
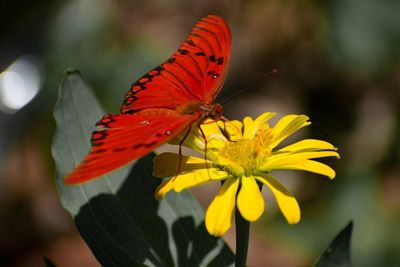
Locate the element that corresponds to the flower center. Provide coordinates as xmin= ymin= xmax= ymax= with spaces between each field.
xmin=219 ymin=125 xmax=274 ymax=176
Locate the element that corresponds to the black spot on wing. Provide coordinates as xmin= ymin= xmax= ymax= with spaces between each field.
xmin=178 ymin=49 xmax=190 ymax=55
xmin=144 ymin=141 xmax=157 ymax=148
xmin=186 ymin=39 xmax=195 ymax=46
xmin=91 ymin=149 xmax=107 ymax=154
xmin=133 ymin=144 xmax=144 ymax=149
xmin=207 ymin=71 xmax=215 ymax=76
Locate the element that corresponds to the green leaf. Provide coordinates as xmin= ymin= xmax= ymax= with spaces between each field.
xmin=315 ymin=221 xmax=353 ymax=267
xmin=51 ymin=70 xmax=235 ymax=267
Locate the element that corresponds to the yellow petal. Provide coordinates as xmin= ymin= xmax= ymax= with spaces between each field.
xmin=260 ymin=159 xmax=336 ymax=179
xmin=255 ymin=174 xmax=300 ymax=224
xmin=267 ymin=151 xmax=340 ymax=163
xmin=237 ymin=176 xmax=265 ymax=222
xmin=254 ymin=112 xmax=276 ymax=127
xmin=154 ymin=178 xmax=175 ymax=200
xmin=278 ymin=139 xmax=337 ymax=152
xmin=173 ymin=168 xmax=228 ymax=192
xmin=216 ymin=157 xmax=244 ymax=176
xmin=185 ymin=122 xmax=227 ymax=156
xmin=243 ymin=112 xmax=276 ymax=139
xmin=270 ymin=115 xmax=310 ymax=149
xmin=242 ymin=116 xmax=255 ymax=138
xmin=192 ymin=120 xmax=224 ymax=140
xmin=201 ymin=119 xmax=224 ymax=135
xmin=205 ymin=178 xmax=239 ymax=236
xmin=153 ymin=153 xmax=210 ymax=177
xmin=168 ymin=120 xmax=223 ymax=150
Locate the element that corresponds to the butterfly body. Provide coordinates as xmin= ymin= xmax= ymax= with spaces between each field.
xmin=65 ymin=15 xmax=231 ymax=184
xmin=176 ymin=101 xmax=223 ymax=117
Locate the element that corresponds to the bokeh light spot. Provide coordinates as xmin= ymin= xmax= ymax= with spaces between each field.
xmin=0 ymin=55 xmax=43 ymax=113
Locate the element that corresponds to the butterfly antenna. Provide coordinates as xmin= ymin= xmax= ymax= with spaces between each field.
xmin=221 ymin=68 xmax=278 ymax=105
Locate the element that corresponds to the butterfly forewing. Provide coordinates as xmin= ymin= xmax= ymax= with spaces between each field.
xmin=121 ymin=15 xmax=231 ymax=114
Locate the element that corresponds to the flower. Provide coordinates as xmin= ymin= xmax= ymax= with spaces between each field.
xmin=153 ymin=112 xmax=339 ymax=236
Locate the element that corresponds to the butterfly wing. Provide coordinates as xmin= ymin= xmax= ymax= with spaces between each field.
xmin=65 ymin=15 xmax=231 ymax=184
xmin=121 ymin=15 xmax=231 ymax=114
xmin=65 ymin=112 xmax=198 ymax=184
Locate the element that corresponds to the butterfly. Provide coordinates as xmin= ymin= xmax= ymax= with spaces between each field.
xmin=65 ymin=15 xmax=231 ymax=184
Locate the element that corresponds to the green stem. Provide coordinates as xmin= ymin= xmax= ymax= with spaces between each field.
xmin=235 ymin=208 xmax=250 ymax=267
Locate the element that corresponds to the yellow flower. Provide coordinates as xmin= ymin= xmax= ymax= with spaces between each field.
xmin=153 ymin=112 xmax=339 ymax=236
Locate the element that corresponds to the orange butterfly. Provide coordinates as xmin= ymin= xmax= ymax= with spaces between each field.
xmin=65 ymin=15 xmax=231 ymax=184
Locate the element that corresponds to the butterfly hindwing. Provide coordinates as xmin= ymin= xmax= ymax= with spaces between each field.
xmin=65 ymin=113 xmax=198 ymax=184
xmin=121 ymin=15 xmax=231 ymax=114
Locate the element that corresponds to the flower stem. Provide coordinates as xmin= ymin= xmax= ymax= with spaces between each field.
xmin=235 ymin=209 xmax=250 ymax=267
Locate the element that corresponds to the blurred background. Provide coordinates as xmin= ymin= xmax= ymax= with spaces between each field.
xmin=1 ymin=0 xmax=400 ymax=266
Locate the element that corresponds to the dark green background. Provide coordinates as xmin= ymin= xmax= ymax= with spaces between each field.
xmin=1 ymin=0 xmax=399 ymax=266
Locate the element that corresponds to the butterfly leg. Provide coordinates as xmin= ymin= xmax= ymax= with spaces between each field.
xmin=219 ymin=116 xmax=236 ymax=142
xmin=202 ymin=116 xmax=235 ymax=142
xmin=177 ymin=126 xmax=192 ymax=174
xmin=197 ymin=123 xmax=213 ymax=180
